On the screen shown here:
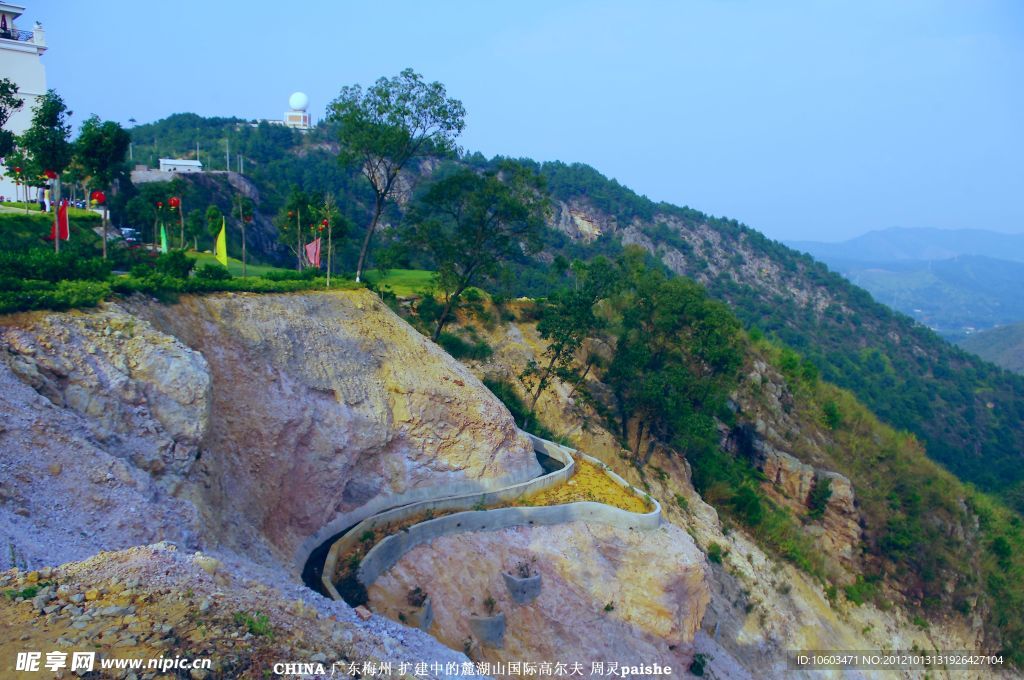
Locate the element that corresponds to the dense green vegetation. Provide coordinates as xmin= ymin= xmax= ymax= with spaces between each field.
xmin=484 ymin=158 xmax=1024 ymax=507
xmin=740 ymin=338 xmax=1024 ymax=662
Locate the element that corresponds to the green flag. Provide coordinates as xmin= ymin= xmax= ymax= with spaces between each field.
xmin=160 ymin=224 xmax=168 ymax=254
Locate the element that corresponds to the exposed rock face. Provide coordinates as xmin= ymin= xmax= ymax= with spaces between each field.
xmin=815 ymin=471 xmax=861 ymax=566
xmin=1 ymin=307 xmax=211 ymax=483
xmin=0 ymin=291 xmax=547 ymax=676
xmin=368 ymin=522 xmax=709 ymax=671
xmin=0 ymin=291 xmax=537 ymax=577
xmin=131 ymin=290 xmax=539 ymax=568
xmin=0 ymin=316 xmax=205 ymax=566
xmin=550 ymin=200 xmax=615 ymax=243
xmin=753 ymin=438 xmax=815 ymax=506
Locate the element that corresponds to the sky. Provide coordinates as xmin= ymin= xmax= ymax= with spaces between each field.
xmin=26 ymin=0 xmax=1024 ymax=242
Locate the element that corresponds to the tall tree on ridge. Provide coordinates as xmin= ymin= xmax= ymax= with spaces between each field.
xmin=328 ymin=68 xmax=465 ymax=282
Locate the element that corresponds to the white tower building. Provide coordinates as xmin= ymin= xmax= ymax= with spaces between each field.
xmin=0 ymin=3 xmax=47 ymax=200
xmin=283 ymin=91 xmax=311 ymax=130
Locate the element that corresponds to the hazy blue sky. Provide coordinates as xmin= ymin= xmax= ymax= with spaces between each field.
xmin=29 ymin=0 xmax=1024 ymax=241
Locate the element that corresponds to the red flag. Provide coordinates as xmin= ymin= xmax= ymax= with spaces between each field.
xmin=305 ymin=237 xmax=321 ymax=268
xmin=47 ymin=201 xmax=69 ymax=241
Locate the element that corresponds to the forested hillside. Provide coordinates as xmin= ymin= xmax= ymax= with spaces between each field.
xmin=121 ymin=115 xmax=1024 ymax=512
xmin=960 ymin=322 xmax=1024 ymax=375
xmin=474 ymin=157 xmax=1024 ymax=507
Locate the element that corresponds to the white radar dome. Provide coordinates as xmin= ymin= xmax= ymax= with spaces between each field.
xmin=289 ymin=92 xmax=309 ymax=111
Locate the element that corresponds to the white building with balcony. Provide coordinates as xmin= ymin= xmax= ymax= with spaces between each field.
xmin=0 ymin=2 xmax=47 ymax=201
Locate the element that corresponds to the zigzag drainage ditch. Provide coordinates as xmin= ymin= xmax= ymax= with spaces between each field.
xmin=302 ymin=433 xmax=662 ymax=647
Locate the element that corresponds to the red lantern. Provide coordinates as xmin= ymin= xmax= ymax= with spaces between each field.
xmin=321 ymin=218 xmax=329 ymax=226
xmin=43 ymin=169 xmax=57 ymax=179
xmin=168 ymin=196 xmax=181 ymax=208
xmin=244 ymin=214 xmax=253 ymax=223
xmin=317 ymin=225 xmax=324 ymax=232
xmin=13 ymin=167 xmax=21 ymax=174
xmin=287 ymin=210 xmax=294 ymax=218
xmin=156 ymin=201 xmax=163 ymax=208
xmin=90 ymin=190 xmax=106 ymax=204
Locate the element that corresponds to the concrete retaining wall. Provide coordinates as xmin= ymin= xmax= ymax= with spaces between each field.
xmin=358 ymin=500 xmax=659 ymax=586
xmin=321 ymin=435 xmax=574 ymax=598
xmin=355 ymin=435 xmax=662 ymax=589
xmin=321 ymin=432 xmax=663 ymax=599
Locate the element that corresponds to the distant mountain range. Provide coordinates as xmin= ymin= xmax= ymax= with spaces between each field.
xmin=789 ymin=227 xmax=1024 ymax=264
xmin=787 ymin=228 xmax=1024 ymax=340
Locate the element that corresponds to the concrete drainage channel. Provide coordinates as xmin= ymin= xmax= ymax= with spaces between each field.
xmin=304 ymin=432 xmax=663 ymax=650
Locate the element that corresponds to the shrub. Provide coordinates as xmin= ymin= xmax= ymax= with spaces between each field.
xmin=822 ymin=400 xmax=843 ymax=430
xmin=689 ymin=653 xmax=708 ymax=677
xmin=233 ymin=611 xmax=273 ymax=638
xmin=843 ymin=576 xmax=878 ymax=606
xmin=707 ymin=542 xmax=725 ymax=564
xmin=416 ymin=295 xmax=443 ymax=323
xmin=437 ymin=332 xmax=493 ymax=360
xmin=0 ymin=280 xmax=110 ymax=314
xmin=153 ymin=250 xmax=195 ymax=279
xmin=0 ymin=249 xmax=111 ymax=282
xmin=194 ymin=264 xmax=231 ymax=281
xmin=262 ymin=267 xmax=319 ymax=281
xmin=807 ymin=477 xmax=833 ymax=520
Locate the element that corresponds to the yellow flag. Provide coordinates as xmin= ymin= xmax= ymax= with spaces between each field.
xmin=215 ymin=217 xmax=228 ymax=266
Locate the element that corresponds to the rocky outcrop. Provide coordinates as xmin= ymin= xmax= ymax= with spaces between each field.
xmin=131 ymin=290 xmax=539 ymax=569
xmin=0 ymin=543 xmax=469 ymax=678
xmin=0 ymin=291 xmax=554 ymax=677
xmin=0 ymin=291 xmax=537 ymax=578
xmin=550 ymin=199 xmax=617 ymax=243
xmin=368 ymin=522 xmax=709 ymax=670
xmin=1 ymin=307 xmax=210 ymax=484
xmin=0 ymin=331 xmax=204 ymax=568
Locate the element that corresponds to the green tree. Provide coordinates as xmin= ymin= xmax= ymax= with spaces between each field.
xmin=328 ymin=68 xmax=466 ymax=282
xmin=233 ymin=195 xmax=254 ymax=276
xmin=314 ymin=193 xmax=348 ymax=287
xmin=75 ymin=115 xmax=130 ymax=258
xmin=0 ymin=77 xmax=24 ymax=158
xmin=403 ymin=163 xmax=547 ymax=341
xmin=19 ymin=90 xmax=73 ymax=252
xmin=274 ymin=187 xmax=313 ymax=270
xmin=205 ymin=205 xmax=223 ymax=241
xmin=605 ymin=248 xmax=744 ymax=463
xmin=519 ymin=256 xmax=619 ymax=430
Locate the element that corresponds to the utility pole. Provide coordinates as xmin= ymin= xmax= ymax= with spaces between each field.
xmin=225 ymin=137 xmax=229 ymax=171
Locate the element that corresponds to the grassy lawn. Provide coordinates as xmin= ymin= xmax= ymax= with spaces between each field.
xmin=0 ymin=210 xmax=101 ymax=251
xmin=1 ymin=201 xmax=102 ymax=220
xmin=190 ymin=251 xmax=294 ymax=278
xmin=364 ymin=269 xmax=435 ymax=296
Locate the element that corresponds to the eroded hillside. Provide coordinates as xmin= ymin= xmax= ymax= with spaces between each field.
xmin=425 ymin=293 xmax=1021 ymax=678
xmin=0 ymin=290 xmax=716 ymax=677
